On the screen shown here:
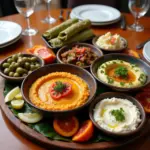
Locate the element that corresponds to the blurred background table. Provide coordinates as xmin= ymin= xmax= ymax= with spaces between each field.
xmin=0 ymin=9 xmax=150 ymax=150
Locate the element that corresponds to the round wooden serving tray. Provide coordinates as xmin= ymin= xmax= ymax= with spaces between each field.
xmin=0 ymin=78 xmax=150 ymax=150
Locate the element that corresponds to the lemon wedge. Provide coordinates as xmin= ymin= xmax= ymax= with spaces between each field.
xmin=11 ymin=100 xmax=24 ymax=110
xmin=18 ymin=112 xmax=43 ymax=123
xmin=15 ymin=93 xmax=23 ymax=100
xmin=5 ymin=87 xmax=20 ymax=103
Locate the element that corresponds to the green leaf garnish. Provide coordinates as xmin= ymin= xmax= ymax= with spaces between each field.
xmin=54 ymin=81 xmax=67 ymax=93
xmin=115 ymin=66 xmax=128 ymax=78
xmin=107 ymin=77 xmax=114 ymax=84
xmin=120 ymin=82 xmax=125 ymax=86
xmin=111 ymin=108 xmax=125 ymax=122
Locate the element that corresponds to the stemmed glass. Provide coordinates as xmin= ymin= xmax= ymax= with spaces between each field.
xmin=14 ymin=0 xmax=38 ymax=36
xmin=42 ymin=0 xmax=56 ymax=24
xmin=128 ymin=0 xmax=150 ymax=32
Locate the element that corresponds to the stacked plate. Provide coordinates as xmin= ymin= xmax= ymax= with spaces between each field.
xmin=0 ymin=21 xmax=22 ymax=48
xmin=70 ymin=4 xmax=121 ymax=26
xmin=143 ymin=41 xmax=150 ymax=63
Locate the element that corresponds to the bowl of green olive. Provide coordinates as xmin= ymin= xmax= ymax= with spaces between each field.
xmin=0 ymin=53 xmax=44 ymax=82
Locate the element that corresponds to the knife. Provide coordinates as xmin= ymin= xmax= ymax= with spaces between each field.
xmin=120 ymin=15 xmax=126 ymax=30
xmin=136 ymin=39 xmax=150 ymax=50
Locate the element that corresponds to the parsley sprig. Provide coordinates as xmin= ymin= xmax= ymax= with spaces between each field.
xmin=115 ymin=66 xmax=128 ymax=78
xmin=54 ymin=81 xmax=67 ymax=93
xmin=111 ymin=108 xmax=125 ymax=122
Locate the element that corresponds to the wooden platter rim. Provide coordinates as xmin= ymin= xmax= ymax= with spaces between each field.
xmin=0 ymin=78 xmax=150 ymax=150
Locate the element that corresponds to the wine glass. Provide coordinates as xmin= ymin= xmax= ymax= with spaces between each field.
xmin=42 ymin=0 xmax=56 ymax=24
xmin=128 ymin=0 xmax=150 ymax=32
xmin=14 ymin=0 xmax=38 ymax=36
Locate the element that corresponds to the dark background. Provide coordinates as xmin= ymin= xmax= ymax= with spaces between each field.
xmin=0 ymin=0 xmax=150 ymax=17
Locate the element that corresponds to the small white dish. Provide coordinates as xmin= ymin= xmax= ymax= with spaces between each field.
xmin=71 ymin=5 xmax=121 ymax=23
xmin=143 ymin=41 xmax=150 ymax=62
xmin=0 ymin=21 xmax=22 ymax=45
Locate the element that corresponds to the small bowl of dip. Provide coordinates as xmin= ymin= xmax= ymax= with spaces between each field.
xmin=92 ymin=32 xmax=127 ymax=52
xmin=89 ymin=92 xmax=146 ymax=137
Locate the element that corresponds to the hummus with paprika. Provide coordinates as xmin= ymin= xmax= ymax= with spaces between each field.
xmin=29 ymin=72 xmax=89 ymax=111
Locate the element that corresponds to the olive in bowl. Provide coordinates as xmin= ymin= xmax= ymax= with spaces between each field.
xmin=0 ymin=53 xmax=44 ymax=82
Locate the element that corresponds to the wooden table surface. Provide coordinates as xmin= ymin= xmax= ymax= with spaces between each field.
xmin=0 ymin=9 xmax=150 ymax=150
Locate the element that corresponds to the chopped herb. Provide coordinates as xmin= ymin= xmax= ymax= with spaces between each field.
xmin=113 ymin=61 xmax=117 ymax=64
xmin=111 ymin=108 xmax=125 ymax=122
xmin=115 ymin=66 xmax=128 ymax=78
xmin=129 ymin=82 xmax=133 ymax=85
xmin=138 ymin=73 xmax=146 ymax=85
xmin=101 ymin=65 xmax=105 ymax=69
xmin=120 ymin=82 xmax=125 ymax=86
xmin=101 ymin=70 xmax=105 ymax=74
xmin=135 ymin=69 xmax=139 ymax=72
xmin=53 ymin=81 xmax=67 ymax=93
xmin=132 ymin=64 xmax=138 ymax=68
xmin=120 ymin=60 xmax=124 ymax=63
xmin=107 ymin=76 xmax=114 ymax=84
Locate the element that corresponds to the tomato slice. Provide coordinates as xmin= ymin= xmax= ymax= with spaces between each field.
xmin=136 ymin=92 xmax=150 ymax=113
xmin=61 ymin=83 xmax=72 ymax=97
xmin=76 ymin=47 xmax=86 ymax=54
xmin=49 ymin=82 xmax=72 ymax=100
xmin=50 ymin=90 xmax=62 ymax=100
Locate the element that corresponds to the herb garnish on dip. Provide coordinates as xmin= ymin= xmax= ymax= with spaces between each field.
xmin=111 ymin=108 xmax=125 ymax=122
xmin=50 ymin=81 xmax=72 ymax=100
xmin=93 ymin=97 xmax=141 ymax=133
xmin=97 ymin=60 xmax=147 ymax=88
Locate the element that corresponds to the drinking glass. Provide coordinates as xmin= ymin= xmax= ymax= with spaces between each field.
xmin=42 ymin=0 xmax=56 ymax=24
xmin=128 ymin=0 xmax=150 ymax=32
xmin=14 ymin=0 xmax=38 ymax=36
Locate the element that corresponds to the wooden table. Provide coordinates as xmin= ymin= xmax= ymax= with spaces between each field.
xmin=0 ymin=9 xmax=150 ymax=150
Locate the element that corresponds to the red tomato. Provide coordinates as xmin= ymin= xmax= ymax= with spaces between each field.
xmin=110 ymin=37 xmax=116 ymax=45
xmin=61 ymin=83 xmax=72 ymax=97
xmin=49 ymin=82 xmax=72 ymax=100
xmin=76 ymin=47 xmax=86 ymax=54
xmin=50 ymin=90 xmax=62 ymax=100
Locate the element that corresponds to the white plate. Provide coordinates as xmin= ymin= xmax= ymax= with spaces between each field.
xmin=143 ymin=41 xmax=150 ymax=62
xmin=0 ymin=21 xmax=22 ymax=45
xmin=71 ymin=4 xmax=121 ymax=23
xmin=0 ymin=34 xmax=22 ymax=49
xmin=70 ymin=12 xmax=120 ymax=26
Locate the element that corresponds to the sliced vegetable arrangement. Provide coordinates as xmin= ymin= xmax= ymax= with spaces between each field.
xmin=4 ymin=83 xmax=112 ymax=143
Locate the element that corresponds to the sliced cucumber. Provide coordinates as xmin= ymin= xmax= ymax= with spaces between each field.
xmin=18 ymin=112 xmax=43 ymax=123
